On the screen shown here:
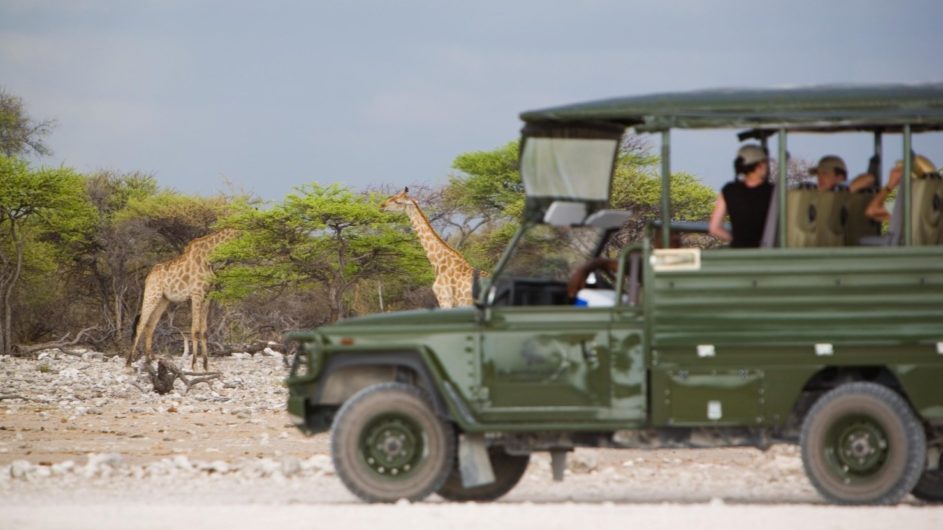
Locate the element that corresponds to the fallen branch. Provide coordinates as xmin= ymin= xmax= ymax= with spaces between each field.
xmin=223 ymin=340 xmax=288 ymax=356
xmin=143 ymin=357 xmax=222 ymax=395
xmin=15 ymin=326 xmax=100 ymax=355
xmin=0 ymin=394 xmax=29 ymax=401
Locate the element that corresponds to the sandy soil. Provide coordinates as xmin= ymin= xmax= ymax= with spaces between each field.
xmin=1 ymin=351 xmax=941 ymax=529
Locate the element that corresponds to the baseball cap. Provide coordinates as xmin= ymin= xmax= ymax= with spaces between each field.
xmin=737 ymin=144 xmax=768 ymax=165
xmin=809 ymin=155 xmax=847 ymax=175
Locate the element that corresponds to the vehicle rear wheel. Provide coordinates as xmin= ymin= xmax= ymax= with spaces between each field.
xmin=911 ymin=451 xmax=943 ymax=502
xmin=800 ymin=382 xmax=926 ymax=505
xmin=437 ymin=447 xmax=530 ymax=502
xmin=331 ymin=382 xmax=455 ymax=503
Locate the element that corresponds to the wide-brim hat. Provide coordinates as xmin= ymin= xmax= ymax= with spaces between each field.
xmin=893 ymin=154 xmax=937 ymax=177
xmin=809 ymin=155 xmax=847 ymax=175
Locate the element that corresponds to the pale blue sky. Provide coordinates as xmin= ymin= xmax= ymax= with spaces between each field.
xmin=2 ymin=0 xmax=942 ymax=199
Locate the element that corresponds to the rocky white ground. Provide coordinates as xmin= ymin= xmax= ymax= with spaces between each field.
xmin=1 ymin=350 xmax=941 ymax=529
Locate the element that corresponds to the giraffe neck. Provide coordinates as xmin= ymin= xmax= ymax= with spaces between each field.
xmin=403 ymin=201 xmax=467 ymax=269
xmin=184 ymin=229 xmax=238 ymax=266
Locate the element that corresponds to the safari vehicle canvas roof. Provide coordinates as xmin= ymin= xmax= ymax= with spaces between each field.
xmin=518 ymin=83 xmax=943 ymax=244
xmin=519 ymin=83 xmax=943 ymax=132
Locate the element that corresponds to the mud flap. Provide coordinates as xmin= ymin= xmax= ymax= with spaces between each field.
xmin=458 ymin=433 xmax=495 ymax=488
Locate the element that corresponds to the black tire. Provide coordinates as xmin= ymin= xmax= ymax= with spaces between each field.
xmin=800 ymin=382 xmax=926 ymax=505
xmin=330 ymin=382 xmax=455 ymax=503
xmin=911 ymin=451 xmax=943 ymax=502
xmin=437 ymin=446 xmax=530 ymax=502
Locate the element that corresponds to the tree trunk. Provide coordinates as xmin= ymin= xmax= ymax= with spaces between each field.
xmin=112 ymin=282 xmax=127 ymax=344
xmin=1 ymin=226 xmax=24 ymax=354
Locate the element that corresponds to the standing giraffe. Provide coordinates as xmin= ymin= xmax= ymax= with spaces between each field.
xmin=381 ymin=188 xmax=486 ymax=308
xmin=126 ymin=229 xmax=238 ymax=370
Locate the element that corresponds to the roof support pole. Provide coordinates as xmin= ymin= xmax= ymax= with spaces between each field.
xmin=902 ymin=124 xmax=912 ymax=246
xmin=777 ymin=128 xmax=788 ymax=247
xmin=873 ymin=131 xmax=883 ymax=187
xmin=660 ymin=130 xmax=671 ymax=249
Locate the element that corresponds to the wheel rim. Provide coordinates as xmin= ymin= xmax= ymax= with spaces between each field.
xmin=824 ymin=414 xmax=890 ymax=484
xmin=359 ymin=413 xmax=426 ymax=479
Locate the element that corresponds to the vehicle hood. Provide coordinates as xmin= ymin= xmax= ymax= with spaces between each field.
xmin=322 ymin=307 xmax=478 ymax=333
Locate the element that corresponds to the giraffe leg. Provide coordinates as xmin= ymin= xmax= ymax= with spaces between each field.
xmin=128 ymin=287 xmax=163 ymax=367
xmin=142 ymin=298 xmax=170 ymax=363
xmin=189 ymin=295 xmax=205 ymax=371
xmin=199 ymin=297 xmax=211 ymax=371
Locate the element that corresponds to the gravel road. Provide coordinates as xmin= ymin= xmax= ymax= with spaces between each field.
xmin=1 ymin=350 xmax=941 ymax=529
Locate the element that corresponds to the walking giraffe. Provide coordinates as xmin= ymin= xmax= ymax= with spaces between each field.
xmin=126 ymin=229 xmax=239 ymax=370
xmin=381 ymin=188 xmax=486 ymax=308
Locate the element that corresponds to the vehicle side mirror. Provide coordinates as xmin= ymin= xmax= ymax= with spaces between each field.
xmin=543 ymin=201 xmax=587 ymax=226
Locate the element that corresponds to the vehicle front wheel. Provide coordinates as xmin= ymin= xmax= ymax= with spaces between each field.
xmin=437 ymin=447 xmax=530 ymax=502
xmin=800 ymin=382 xmax=926 ymax=505
xmin=331 ymin=382 xmax=455 ymax=503
xmin=911 ymin=450 xmax=943 ymax=502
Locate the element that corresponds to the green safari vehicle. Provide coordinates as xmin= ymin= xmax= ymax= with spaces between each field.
xmin=286 ymin=84 xmax=943 ymax=505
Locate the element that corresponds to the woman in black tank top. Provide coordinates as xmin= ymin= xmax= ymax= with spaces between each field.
xmin=708 ymin=144 xmax=773 ymax=248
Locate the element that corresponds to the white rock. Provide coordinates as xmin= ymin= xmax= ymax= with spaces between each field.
xmin=173 ymin=455 xmax=193 ymax=471
xmin=51 ymin=460 xmax=75 ymax=475
xmin=302 ymin=455 xmax=333 ymax=475
xmin=248 ymin=458 xmax=281 ymax=478
xmin=145 ymin=461 xmax=173 ymax=477
xmin=82 ymin=453 xmax=124 ymax=477
xmin=10 ymin=460 xmax=32 ymax=479
xmin=58 ymin=368 xmax=81 ymax=380
xmin=280 ymin=456 xmax=301 ymax=477
xmin=206 ymin=460 xmax=230 ymax=474
xmin=569 ymin=451 xmax=598 ymax=473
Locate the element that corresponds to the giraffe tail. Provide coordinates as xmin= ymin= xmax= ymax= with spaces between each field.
xmin=131 ymin=313 xmax=141 ymax=342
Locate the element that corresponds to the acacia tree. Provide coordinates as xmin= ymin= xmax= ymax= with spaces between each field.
xmin=72 ymin=172 xmax=160 ymax=344
xmin=214 ymin=183 xmax=431 ymax=324
xmin=0 ymin=156 xmax=94 ymax=353
xmin=0 ymin=89 xmax=55 ymax=157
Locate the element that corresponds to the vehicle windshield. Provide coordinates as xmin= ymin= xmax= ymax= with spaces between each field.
xmin=502 ymin=224 xmax=606 ymax=282
xmin=520 ymin=137 xmax=617 ymax=202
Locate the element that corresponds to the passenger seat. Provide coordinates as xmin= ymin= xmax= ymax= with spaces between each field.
xmin=785 ymin=183 xmax=848 ymax=247
xmin=844 ymin=188 xmax=882 ymax=245
xmin=862 ymin=173 xmax=943 ymax=246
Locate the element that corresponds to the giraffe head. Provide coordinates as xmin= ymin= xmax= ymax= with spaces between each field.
xmin=380 ymin=187 xmax=414 ymax=214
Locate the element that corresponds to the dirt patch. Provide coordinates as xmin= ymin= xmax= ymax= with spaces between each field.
xmin=1 ymin=351 xmax=941 ymax=529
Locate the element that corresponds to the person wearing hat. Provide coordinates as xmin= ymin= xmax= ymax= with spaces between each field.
xmin=810 ymin=155 xmax=876 ymax=192
xmin=810 ymin=155 xmax=848 ymax=191
xmin=709 ymin=144 xmax=774 ymax=248
xmin=864 ymin=154 xmax=937 ymax=221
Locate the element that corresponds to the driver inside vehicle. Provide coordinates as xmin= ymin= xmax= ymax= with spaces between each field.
xmin=566 ymin=257 xmax=618 ymax=305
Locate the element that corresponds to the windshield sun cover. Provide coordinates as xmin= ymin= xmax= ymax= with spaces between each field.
xmin=519 ymin=123 xmax=623 ymax=222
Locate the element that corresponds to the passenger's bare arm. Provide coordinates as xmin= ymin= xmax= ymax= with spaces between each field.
xmin=865 ymin=168 xmax=902 ymax=221
xmin=708 ymin=194 xmax=732 ymax=242
xmin=849 ymin=173 xmax=876 ymax=193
